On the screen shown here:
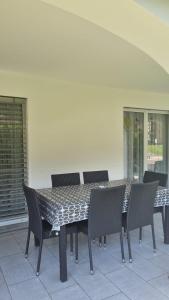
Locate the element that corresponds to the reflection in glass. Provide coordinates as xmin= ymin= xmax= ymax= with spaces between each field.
xmin=124 ymin=111 xmax=144 ymax=181
xmin=147 ymin=114 xmax=168 ymax=173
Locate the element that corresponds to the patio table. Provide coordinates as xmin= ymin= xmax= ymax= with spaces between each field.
xmin=36 ymin=179 xmax=169 ymax=282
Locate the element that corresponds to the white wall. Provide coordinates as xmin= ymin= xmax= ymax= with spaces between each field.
xmin=0 ymin=71 xmax=169 ymax=188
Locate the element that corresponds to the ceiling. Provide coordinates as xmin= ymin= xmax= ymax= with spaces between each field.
xmin=0 ymin=0 xmax=169 ymax=92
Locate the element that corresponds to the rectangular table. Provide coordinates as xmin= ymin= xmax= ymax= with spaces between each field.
xmin=36 ymin=179 xmax=169 ymax=282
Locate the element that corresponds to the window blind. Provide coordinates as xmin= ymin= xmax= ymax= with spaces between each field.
xmin=0 ymin=97 xmax=27 ymax=219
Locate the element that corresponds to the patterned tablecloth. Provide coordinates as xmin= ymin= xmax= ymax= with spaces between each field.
xmin=36 ymin=179 xmax=169 ymax=231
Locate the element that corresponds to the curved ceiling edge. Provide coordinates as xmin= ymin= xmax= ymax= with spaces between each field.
xmin=39 ymin=0 xmax=169 ymax=75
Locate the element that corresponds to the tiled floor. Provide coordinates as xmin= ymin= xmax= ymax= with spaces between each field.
xmin=1 ymin=215 xmax=169 ymax=300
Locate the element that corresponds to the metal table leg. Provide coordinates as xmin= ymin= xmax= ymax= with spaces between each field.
xmin=164 ymin=206 xmax=169 ymax=244
xmin=59 ymin=225 xmax=67 ymax=282
xmin=34 ymin=236 xmax=40 ymax=246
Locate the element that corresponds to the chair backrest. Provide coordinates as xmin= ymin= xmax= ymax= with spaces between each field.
xmin=127 ymin=181 xmax=159 ymax=231
xmin=23 ymin=184 xmax=42 ymax=239
xmin=143 ymin=171 xmax=168 ymax=187
xmin=51 ymin=172 xmax=80 ymax=187
xmin=83 ymin=170 xmax=109 ymax=184
xmin=88 ymin=185 xmax=126 ymax=239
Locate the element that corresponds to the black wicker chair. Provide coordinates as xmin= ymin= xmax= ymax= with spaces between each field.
xmin=125 ymin=181 xmax=159 ymax=262
xmin=143 ymin=171 xmax=168 ymax=187
xmin=140 ymin=171 xmax=168 ymax=241
xmin=83 ymin=170 xmax=109 ymax=184
xmin=51 ymin=172 xmax=80 ymax=255
xmin=83 ymin=170 xmax=109 ymax=246
xmin=80 ymin=185 xmax=126 ymax=274
xmin=23 ymin=184 xmax=78 ymax=275
xmin=51 ymin=172 xmax=80 ymax=187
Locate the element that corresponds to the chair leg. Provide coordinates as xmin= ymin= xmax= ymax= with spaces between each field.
xmin=151 ymin=223 xmax=156 ymax=252
xmin=103 ymin=235 xmax=107 ymax=247
xmin=36 ymin=240 xmax=43 ymax=276
xmin=162 ymin=209 xmax=165 ymax=236
xmin=25 ymin=228 xmax=30 ymax=258
xmin=139 ymin=227 xmax=142 ymax=243
xmin=34 ymin=235 xmax=40 ymax=247
xmin=99 ymin=236 xmax=102 ymax=247
xmin=88 ymin=238 xmax=94 ymax=274
xmin=70 ymin=233 xmax=74 ymax=255
xmin=120 ymin=231 xmax=125 ymax=263
xmin=123 ymin=225 xmax=126 ymax=236
xmin=127 ymin=231 xmax=132 ymax=263
xmin=75 ymin=232 xmax=78 ymax=263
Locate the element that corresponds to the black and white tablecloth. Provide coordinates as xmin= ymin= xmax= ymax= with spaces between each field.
xmin=36 ymin=179 xmax=169 ymax=231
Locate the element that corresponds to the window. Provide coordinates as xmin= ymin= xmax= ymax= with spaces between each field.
xmin=124 ymin=109 xmax=169 ymax=180
xmin=0 ymin=96 xmax=27 ymax=221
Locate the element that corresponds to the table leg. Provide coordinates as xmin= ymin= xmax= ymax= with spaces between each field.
xmin=59 ymin=225 xmax=67 ymax=282
xmin=34 ymin=236 xmax=40 ymax=246
xmin=164 ymin=206 xmax=169 ymax=244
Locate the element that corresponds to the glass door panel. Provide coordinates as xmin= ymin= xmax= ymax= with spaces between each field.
xmin=124 ymin=111 xmax=144 ymax=180
xmin=147 ymin=113 xmax=168 ymax=173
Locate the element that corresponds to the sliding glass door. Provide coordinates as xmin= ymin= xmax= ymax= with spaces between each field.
xmin=147 ymin=113 xmax=168 ymax=173
xmin=124 ymin=110 xmax=168 ymax=181
xmin=124 ymin=111 xmax=144 ymax=180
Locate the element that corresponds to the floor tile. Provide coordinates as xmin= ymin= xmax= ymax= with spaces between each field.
xmin=71 ymin=262 xmax=120 ymax=300
xmin=1 ymin=214 xmax=169 ymax=300
xmin=131 ymin=242 xmax=162 ymax=260
xmin=149 ymin=254 xmax=169 ymax=273
xmin=126 ymin=228 xmax=153 ymax=245
xmin=0 ymin=268 xmax=5 ymax=285
xmin=0 ymin=269 xmax=11 ymax=300
xmin=146 ymin=237 xmax=169 ymax=256
xmin=46 ymin=244 xmax=60 ymax=260
xmin=149 ymin=274 xmax=169 ymax=298
xmin=47 ymin=239 xmax=88 ymax=266
xmin=107 ymin=267 xmax=145 ymax=291
xmin=12 ymin=229 xmax=34 ymax=251
xmin=39 ymin=265 xmax=75 ymax=294
xmin=127 ymin=283 xmax=169 ymax=300
xmin=27 ymin=245 xmax=58 ymax=273
xmin=107 ymin=268 xmax=168 ymax=300
xmin=92 ymin=247 xmax=125 ymax=275
xmin=126 ymin=256 xmax=165 ymax=281
xmin=9 ymin=277 xmax=50 ymax=300
xmin=0 ymin=235 xmax=21 ymax=258
xmin=0 ymin=254 xmax=34 ymax=285
xmin=0 ymin=283 xmax=12 ymax=300
xmin=51 ymin=284 xmax=90 ymax=300
xmin=104 ymin=293 xmax=130 ymax=300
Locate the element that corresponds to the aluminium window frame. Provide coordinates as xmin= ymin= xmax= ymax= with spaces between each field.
xmin=123 ymin=107 xmax=169 ymax=179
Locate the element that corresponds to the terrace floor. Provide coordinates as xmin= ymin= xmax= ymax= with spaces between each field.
xmin=1 ymin=215 xmax=169 ymax=300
